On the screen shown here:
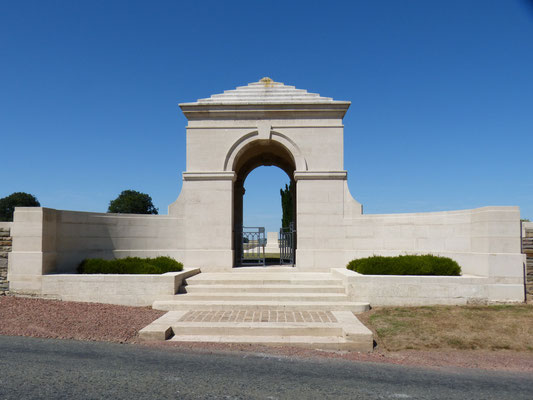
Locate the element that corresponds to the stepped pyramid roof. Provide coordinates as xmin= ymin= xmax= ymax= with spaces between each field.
xmin=179 ymin=78 xmax=350 ymax=119
xmin=186 ymin=77 xmax=346 ymax=105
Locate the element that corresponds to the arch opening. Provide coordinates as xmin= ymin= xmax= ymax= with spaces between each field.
xmin=233 ymin=140 xmax=297 ymax=267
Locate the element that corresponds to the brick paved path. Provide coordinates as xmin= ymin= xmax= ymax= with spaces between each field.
xmin=179 ymin=310 xmax=338 ymax=323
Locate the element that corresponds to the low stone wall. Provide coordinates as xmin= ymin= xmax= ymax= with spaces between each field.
xmin=8 ymin=205 xmax=526 ymax=303
xmin=0 ymin=222 xmax=12 ymax=294
xmin=332 ymin=268 xmax=524 ymax=306
xmin=8 ymin=207 xmax=188 ymax=294
xmin=342 ymin=207 xmax=523 ymax=279
xmin=40 ymin=268 xmax=200 ymax=306
xmin=297 ymin=206 xmax=524 ymax=283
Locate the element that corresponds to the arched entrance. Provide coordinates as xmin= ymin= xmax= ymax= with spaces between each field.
xmin=168 ymin=77 xmax=359 ymax=271
xmin=232 ymin=140 xmax=297 ymax=267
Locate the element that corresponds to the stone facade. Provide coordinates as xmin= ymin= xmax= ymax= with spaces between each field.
xmin=0 ymin=223 xmax=12 ymax=294
xmin=5 ymin=78 xmax=527 ymax=304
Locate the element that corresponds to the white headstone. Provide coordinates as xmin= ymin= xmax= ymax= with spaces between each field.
xmin=264 ymin=231 xmax=280 ymax=253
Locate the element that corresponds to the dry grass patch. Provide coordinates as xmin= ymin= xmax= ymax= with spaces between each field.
xmin=359 ymin=304 xmax=533 ymax=352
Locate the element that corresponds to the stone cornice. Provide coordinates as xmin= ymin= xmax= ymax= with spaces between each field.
xmin=179 ymin=102 xmax=351 ymax=121
xmin=182 ymin=172 xmax=237 ymax=182
xmin=294 ymin=171 xmax=347 ymax=181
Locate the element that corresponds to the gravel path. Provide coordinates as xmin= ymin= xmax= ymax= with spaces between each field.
xmin=0 ymin=295 xmax=164 ymax=343
xmin=1 ymin=294 xmax=532 ymax=372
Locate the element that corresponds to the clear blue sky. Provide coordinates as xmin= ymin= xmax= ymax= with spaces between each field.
xmin=1 ymin=0 xmax=532 ymax=234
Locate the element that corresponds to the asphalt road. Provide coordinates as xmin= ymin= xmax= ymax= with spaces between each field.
xmin=0 ymin=336 xmax=531 ymax=400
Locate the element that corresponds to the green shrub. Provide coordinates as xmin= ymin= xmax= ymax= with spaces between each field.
xmin=0 ymin=192 xmax=40 ymax=221
xmin=107 ymin=190 xmax=158 ymax=214
xmin=78 ymin=256 xmax=183 ymax=274
xmin=150 ymin=256 xmax=185 ymax=273
xmin=346 ymin=255 xmax=461 ymax=276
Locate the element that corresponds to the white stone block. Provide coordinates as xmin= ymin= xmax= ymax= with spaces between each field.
xmin=487 ymin=284 xmax=525 ymax=302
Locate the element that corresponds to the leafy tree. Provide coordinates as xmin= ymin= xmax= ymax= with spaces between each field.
xmin=0 ymin=192 xmax=40 ymax=221
xmin=107 ymin=190 xmax=158 ymax=214
xmin=280 ymin=182 xmax=294 ymax=228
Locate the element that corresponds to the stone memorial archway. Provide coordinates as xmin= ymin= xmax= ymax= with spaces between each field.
xmin=168 ymin=77 xmax=362 ymax=270
xmin=7 ymin=77 xmax=524 ymax=305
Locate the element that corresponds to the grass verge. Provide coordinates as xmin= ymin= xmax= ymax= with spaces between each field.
xmin=358 ymin=304 xmax=533 ymax=352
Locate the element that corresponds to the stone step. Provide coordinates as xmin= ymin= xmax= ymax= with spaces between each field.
xmin=181 ymin=284 xmax=346 ymax=294
xmin=172 ymin=293 xmax=350 ymax=302
xmin=185 ymin=280 xmax=343 ymax=286
xmin=185 ymin=277 xmax=343 ymax=286
xmin=186 ymin=279 xmax=342 ymax=286
xmin=139 ymin=310 xmax=373 ymax=351
xmin=152 ymin=300 xmax=370 ymax=313
xmin=150 ymin=271 xmax=371 ymax=350
xmin=186 ymin=266 xmax=332 ymax=280
xmin=215 ymin=88 xmax=316 ymax=94
xmin=169 ymin=322 xmax=344 ymax=337
xmin=168 ymin=335 xmax=369 ymax=350
xmin=209 ymin=96 xmax=322 ymax=102
xmin=213 ymin=91 xmax=316 ymax=98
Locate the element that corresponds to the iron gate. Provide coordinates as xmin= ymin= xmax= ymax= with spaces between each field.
xmin=240 ymin=226 xmax=266 ymax=266
xmin=279 ymin=222 xmax=295 ymax=266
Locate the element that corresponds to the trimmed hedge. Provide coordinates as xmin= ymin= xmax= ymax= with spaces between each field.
xmin=346 ymin=255 xmax=461 ymax=276
xmin=77 ymin=256 xmax=183 ymax=274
